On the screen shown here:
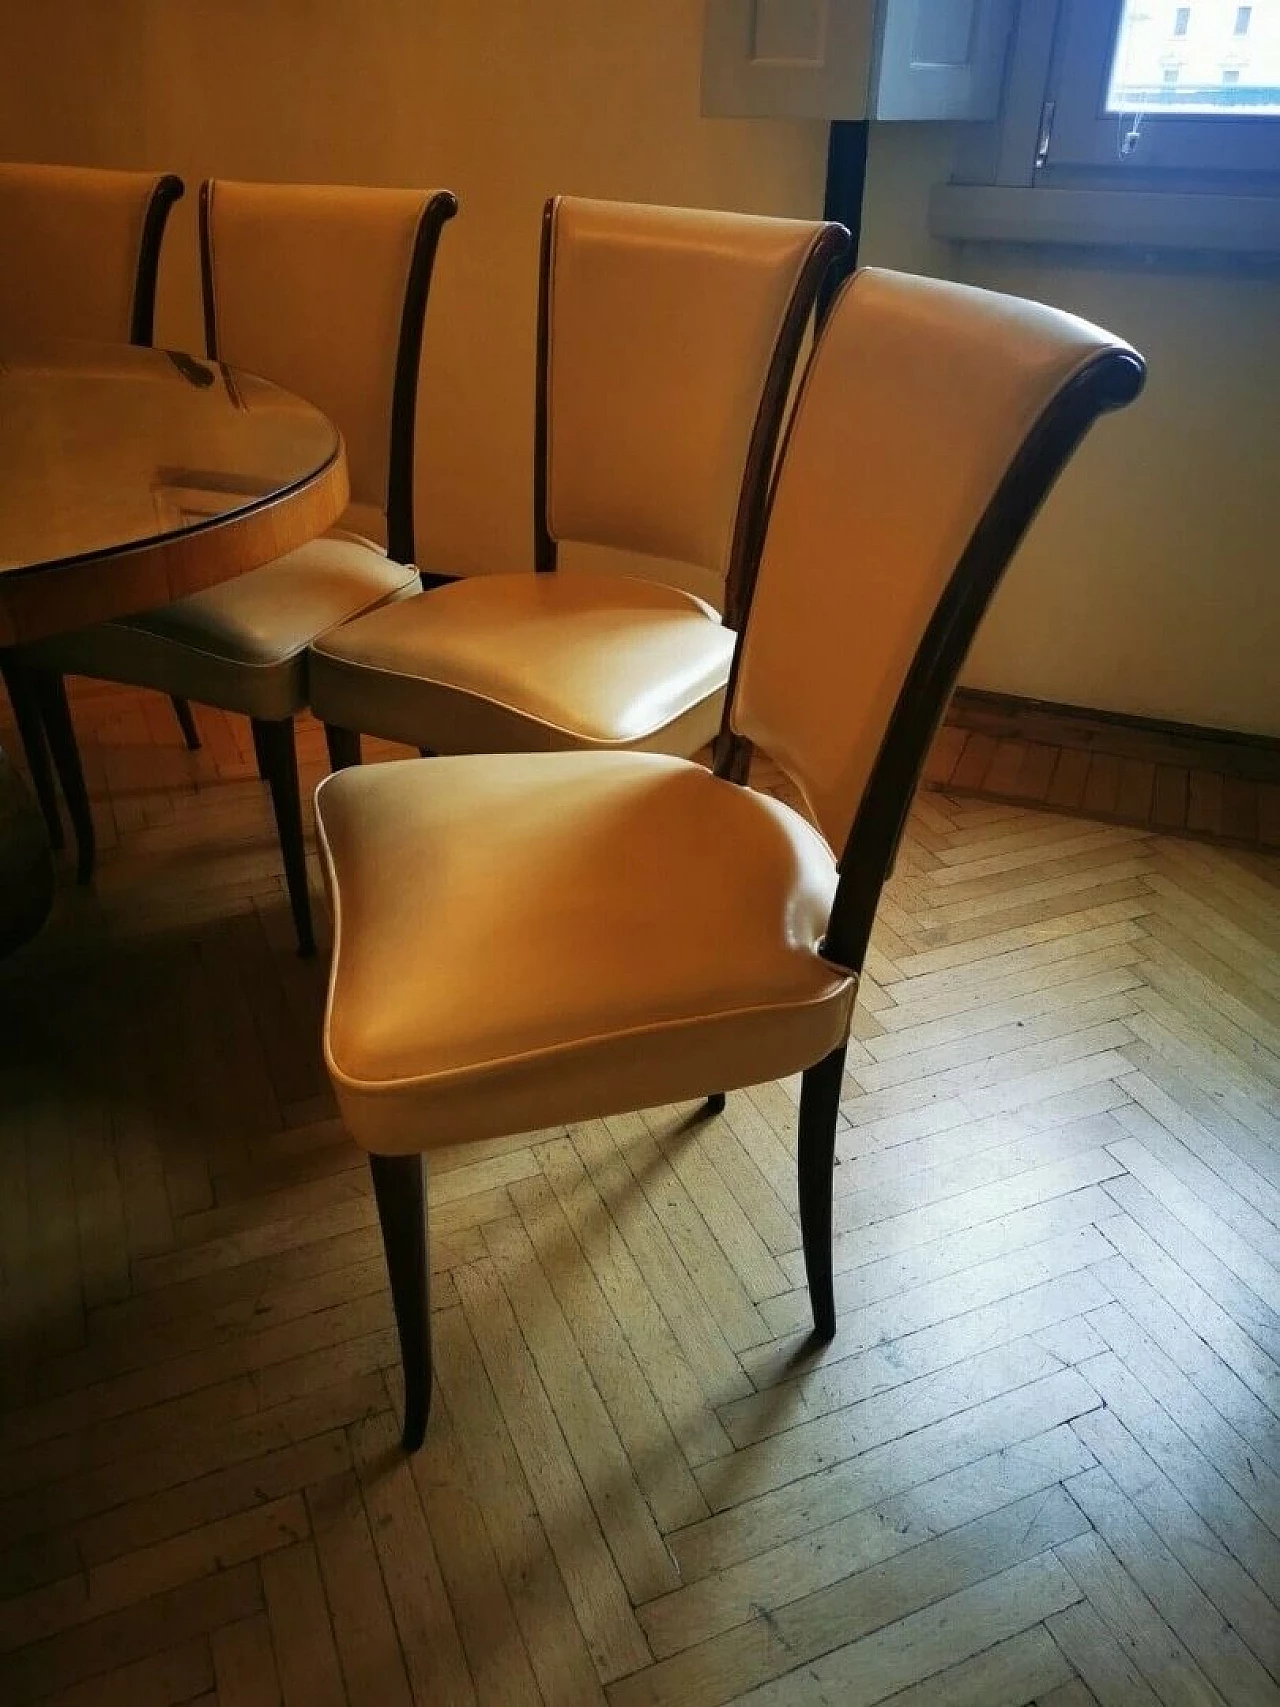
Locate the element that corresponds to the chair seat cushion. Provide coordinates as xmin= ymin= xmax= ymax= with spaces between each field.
xmin=316 ymin=749 xmax=856 ymax=1154
xmin=26 ymin=533 xmax=417 ymax=722
xmin=309 ymin=570 xmax=738 ymax=756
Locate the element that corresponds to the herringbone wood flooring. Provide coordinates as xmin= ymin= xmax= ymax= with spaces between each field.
xmin=1 ymin=680 xmax=1277 ymax=1706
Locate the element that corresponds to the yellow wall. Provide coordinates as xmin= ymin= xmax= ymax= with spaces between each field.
xmin=2 ymin=6 xmax=1275 ymax=733
xmin=0 ymin=0 xmax=827 ymax=597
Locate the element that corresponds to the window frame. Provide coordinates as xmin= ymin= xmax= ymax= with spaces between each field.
xmin=930 ymin=0 xmax=1280 ymax=257
xmin=1045 ymin=0 xmax=1280 ymax=176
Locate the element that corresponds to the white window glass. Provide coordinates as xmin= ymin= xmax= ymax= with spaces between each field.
xmin=1106 ymin=0 xmax=1280 ymax=115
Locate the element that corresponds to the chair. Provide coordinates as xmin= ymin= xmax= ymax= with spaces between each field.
xmin=22 ymin=179 xmax=458 ymax=952
xmin=312 ymin=267 xmax=1145 ymax=1450
xmin=308 ymin=197 xmax=850 ymax=769
xmin=0 ymin=161 xmax=184 ymax=864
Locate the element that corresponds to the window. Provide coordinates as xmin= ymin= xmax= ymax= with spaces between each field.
xmin=932 ymin=0 xmax=1280 ymax=254
xmin=1061 ymin=0 xmax=1280 ymax=158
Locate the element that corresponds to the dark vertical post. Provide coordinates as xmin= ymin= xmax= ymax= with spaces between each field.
xmin=817 ymin=119 xmax=870 ymax=325
xmin=369 ymin=1152 xmax=432 ymax=1451
xmin=169 ymin=696 xmax=201 ymax=750
xmin=324 ymin=725 xmax=363 ymax=772
xmin=1 ymin=659 xmax=63 ymax=850
xmin=252 ymin=717 xmax=314 ymax=956
xmin=796 ymin=1043 xmax=848 ymax=1340
xmin=33 ymin=672 xmax=95 ymax=884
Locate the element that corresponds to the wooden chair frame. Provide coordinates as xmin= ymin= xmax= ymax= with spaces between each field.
xmin=187 ymin=182 xmax=457 ymax=952
xmin=320 ymin=199 xmax=850 ymax=768
xmin=531 ymin=197 xmax=851 ymax=630
xmin=26 ymin=183 xmax=456 ymax=954
xmin=365 ymin=284 xmax=1145 ymax=1450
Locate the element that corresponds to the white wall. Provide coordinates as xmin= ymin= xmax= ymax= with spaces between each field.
xmin=858 ymin=123 xmax=1280 ymax=737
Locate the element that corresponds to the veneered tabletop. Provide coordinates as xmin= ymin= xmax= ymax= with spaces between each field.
xmin=0 ymin=339 xmax=348 ymax=645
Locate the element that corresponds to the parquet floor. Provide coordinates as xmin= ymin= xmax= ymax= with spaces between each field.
xmin=1 ymin=679 xmax=1278 ymax=1706
xmin=931 ymin=694 xmax=1280 ymax=853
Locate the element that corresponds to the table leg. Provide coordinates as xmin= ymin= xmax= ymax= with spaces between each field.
xmin=0 ymin=743 xmax=54 ymax=956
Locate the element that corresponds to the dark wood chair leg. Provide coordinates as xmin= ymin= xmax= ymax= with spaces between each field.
xmin=170 ymin=696 xmax=201 ymax=750
xmin=324 ymin=724 xmax=362 ymax=772
xmin=1 ymin=659 xmax=64 ymax=851
xmin=797 ymin=1044 xmax=847 ymax=1342
xmin=33 ymin=671 xmax=95 ymax=884
xmin=703 ymin=1093 xmax=726 ymax=1115
xmin=252 ymin=716 xmax=315 ymax=957
xmin=369 ymin=1152 xmax=432 ymax=1451
xmin=249 ymin=718 xmax=271 ymax=782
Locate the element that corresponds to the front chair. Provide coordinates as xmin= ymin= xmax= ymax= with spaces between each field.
xmin=0 ymin=161 xmax=183 ymax=864
xmin=22 ymin=179 xmax=457 ymax=952
xmin=308 ymin=196 xmax=849 ymax=768
xmin=313 ymin=268 xmax=1145 ymax=1451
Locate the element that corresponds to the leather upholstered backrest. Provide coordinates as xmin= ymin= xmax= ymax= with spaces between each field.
xmin=542 ymin=197 xmax=847 ymax=588
xmin=200 ymin=180 xmax=456 ymax=556
xmin=732 ymin=268 xmax=1144 ymax=865
xmin=0 ymin=162 xmax=181 ymax=345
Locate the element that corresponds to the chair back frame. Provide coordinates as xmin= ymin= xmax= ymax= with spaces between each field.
xmin=0 ymin=163 xmax=183 ymax=347
xmin=129 ymin=173 xmax=184 ymax=345
xmin=714 ymin=273 xmax=1146 ymax=980
xmin=531 ymin=196 xmax=850 ymax=628
xmin=197 ymin=181 xmax=458 ymax=566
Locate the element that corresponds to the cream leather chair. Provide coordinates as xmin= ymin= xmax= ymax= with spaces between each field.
xmin=24 ymin=179 xmax=458 ymax=953
xmin=313 ymin=268 xmax=1145 ymax=1449
xmin=308 ymin=197 xmax=850 ymax=768
xmin=0 ymin=162 xmax=183 ymax=867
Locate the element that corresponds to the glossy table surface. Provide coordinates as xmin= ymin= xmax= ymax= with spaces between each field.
xmin=0 ymin=338 xmax=348 ymax=646
xmin=0 ymin=337 xmax=348 ymax=955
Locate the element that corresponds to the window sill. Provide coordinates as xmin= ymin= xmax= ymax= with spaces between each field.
xmin=928 ymin=184 xmax=1280 ymax=257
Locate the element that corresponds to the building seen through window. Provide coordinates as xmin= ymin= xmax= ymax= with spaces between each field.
xmin=1106 ymin=0 xmax=1280 ymax=115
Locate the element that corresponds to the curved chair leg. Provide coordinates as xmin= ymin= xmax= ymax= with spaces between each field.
xmin=797 ymin=1044 xmax=847 ymax=1342
xmin=369 ymin=1152 xmax=432 ymax=1451
xmin=34 ymin=672 xmax=95 ymax=885
xmin=324 ymin=724 xmax=362 ymax=772
xmin=1 ymin=659 xmax=64 ymax=851
xmin=169 ymin=696 xmax=201 ymax=751
xmin=252 ymin=716 xmax=314 ymax=957
xmin=249 ymin=719 xmax=271 ymax=782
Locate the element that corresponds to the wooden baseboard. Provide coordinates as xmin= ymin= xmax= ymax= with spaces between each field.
xmin=935 ymin=689 xmax=1280 ymax=850
xmin=946 ymin=689 xmax=1280 ymax=783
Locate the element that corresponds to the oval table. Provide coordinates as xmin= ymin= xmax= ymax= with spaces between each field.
xmin=0 ymin=338 xmax=348 ymax=953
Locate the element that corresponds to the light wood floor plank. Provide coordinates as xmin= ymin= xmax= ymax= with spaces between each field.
xmin=350 ymin=1406 xmax=475 ymax=1705
xmin=1070 ymin=1404 xmax=1280 ymax=1683
xmin=1054 ymin=1530 xmax=1228 ymax=1707
xmin=2 ymin=684 xmax=1278 ymax=1706
xmin=306 ymin=1469 xmax=414 ymax=1706
xmin=454 ymin=1261 xmax=650 ymax=1684
xmin=431 ymin=1304 xmax=607 ymax=1704
xmin=727 ymin=1550 xmax=1083 ymax=1707
xmin=210 ymin=1611 xmax=282 ymax=1707
xmin=261 ymin=1540 xmax=347 ymax=1707
xmin=1065 ymin=1465 xmax=1280 ymax=1706
xmin=872 ymin=1625 xmax=1075 ymax=1707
